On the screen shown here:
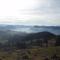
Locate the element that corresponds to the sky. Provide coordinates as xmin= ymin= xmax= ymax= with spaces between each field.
xmin=0 ymin=0 xmax=60 ymax=26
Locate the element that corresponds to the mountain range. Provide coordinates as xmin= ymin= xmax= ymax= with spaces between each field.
xmin=0 ymin=24 xmax=60 ymax=35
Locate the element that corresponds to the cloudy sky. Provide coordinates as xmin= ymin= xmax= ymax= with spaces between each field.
xmin=0 ymin=0 xmax=60 ymax=25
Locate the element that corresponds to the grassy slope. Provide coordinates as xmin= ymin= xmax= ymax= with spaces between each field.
xmin=0 ymin=46 xmax=60 ymax=60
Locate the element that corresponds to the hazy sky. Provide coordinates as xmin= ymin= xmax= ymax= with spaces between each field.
xmin=0 ymin=0 xmax=60 ymax=25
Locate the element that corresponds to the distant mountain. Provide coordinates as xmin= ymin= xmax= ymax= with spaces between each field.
xmin=0 ymin=30 xmax=27 ymax=43
xmin=6 ymin=31 xmax=57 ymax=49
xmin=0 ymin=24 xmax=60 ymax=35
xmin=0 ymin=24 xmax=60 ymax=49
xmin=23 ymin=31 xmax=56 ymax=41
xmin=0 ymin=31 xmax=60 ymax=49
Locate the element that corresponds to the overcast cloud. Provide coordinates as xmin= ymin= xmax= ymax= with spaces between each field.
xmin=0 ymin=0 xmax=60 ymax=25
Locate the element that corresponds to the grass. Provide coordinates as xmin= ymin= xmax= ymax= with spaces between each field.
xmin=0 ymin=46 xmax=60 ymax=60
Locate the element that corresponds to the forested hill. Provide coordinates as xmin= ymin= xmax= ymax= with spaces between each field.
xmin=7 ymin=31 xmax=60 ymax=49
